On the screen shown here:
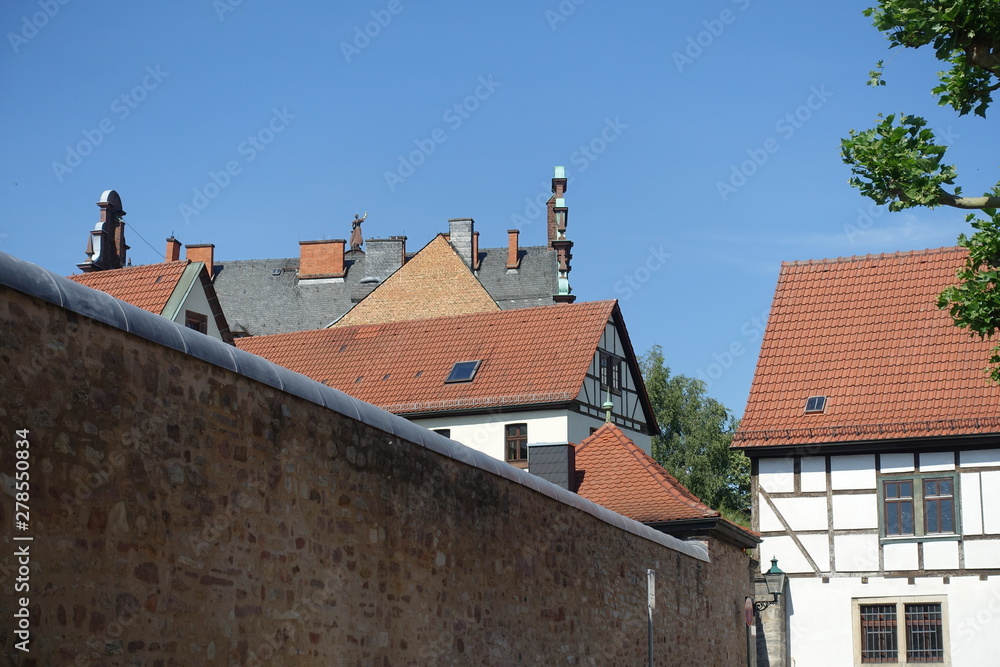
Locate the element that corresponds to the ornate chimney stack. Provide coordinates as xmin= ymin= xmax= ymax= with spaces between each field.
xmin=78 ymin=190 xmax=129 ymax=273
xmin=547 ymin=167 xmax=575 ymax=303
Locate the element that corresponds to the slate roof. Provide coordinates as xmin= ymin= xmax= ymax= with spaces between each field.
xmin=735 ymin=246 xmax=1000 ymax=449
xmin=333 ymin=236 xmax=499 ymax=327
xmin=575 ymin=423 xmax=721 ymax=523
xmin=68 ymin=261 xmax=190 ymax=314
xmin=210 ymin=242 xmax=559 ymax=336
xmin=236 ymin=300 xmax=617 ymax=414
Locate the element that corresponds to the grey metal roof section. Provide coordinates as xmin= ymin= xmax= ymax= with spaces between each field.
xmin=0 ymin=250 xmax=706 ymax=562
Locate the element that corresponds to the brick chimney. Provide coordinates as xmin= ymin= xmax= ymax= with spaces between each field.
xmin=78 ymin=189 xmax=129 ymax=273
xmin=185 ymin=244 xmax=215 ymax=278
xmin=362 ymin=237 xmax=406 ymax=283
xmin=507 ymin=229 xmax=521 ymax=270
xmin=547 ymin=166 xmax=568 ymax=247
xmin=299 ymin=239 xmax=346 ymax=279
xmin=165 ymin=237 xmax=181 ymax=262
xmin=448 ymin=218 xmax=475 ymax=269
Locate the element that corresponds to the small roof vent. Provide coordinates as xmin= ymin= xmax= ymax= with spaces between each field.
xmin=445 ymin=360 xmax=481 ymax=383
xmin=272 ymin=268 xmax=283 ymax=276
xmin=805 ymin=396 xmax=826 ymax=414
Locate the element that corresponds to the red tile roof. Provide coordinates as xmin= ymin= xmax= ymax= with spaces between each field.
xmin=735 ymin=247 xmax=1000 ymax=448
xmin=236 ymin=300 xmax=618 ymax=414
xmin=68 ymin=261 xmax=190 ymax=314
xmin=575 ymin=423 xmax=721 ymax=523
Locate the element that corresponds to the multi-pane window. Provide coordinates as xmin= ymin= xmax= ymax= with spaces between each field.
xmin=599 ymin=352 xmax=622 ymax=393
xmin=185 ymin=310 xmax=208 ymax=334
xmin=858 ymin=600 xmax=945 ymax=663
xmin=879 ymin=474 xmax=958 ymax=539
xmin=505 ymin=423 xmax=528 ymax=462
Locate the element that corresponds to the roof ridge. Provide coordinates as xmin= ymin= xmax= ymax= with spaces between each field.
xmin=781 ymin=245 xmax=962 ymax=268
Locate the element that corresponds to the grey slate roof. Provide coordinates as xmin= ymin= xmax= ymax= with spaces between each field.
xmin=211 ymin=243 xmax=561 ymax=336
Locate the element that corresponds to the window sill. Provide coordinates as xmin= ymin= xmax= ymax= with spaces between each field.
xmin=880 ymin=533 xmax=961 ymax=545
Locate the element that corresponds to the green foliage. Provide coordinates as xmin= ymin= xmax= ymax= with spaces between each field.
xmin=842 ymin=114 xmax=957 ymax=211
xmin=843 ymin=2 xmax=1000 ymax=379
xmin=938 ymin=204 xmax=1000 ymax=381
xmin=640 ymin=345 xmax=750 ymax=525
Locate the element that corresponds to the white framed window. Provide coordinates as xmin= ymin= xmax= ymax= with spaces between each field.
xmin=852 ymin=596 xmax=949 ymax=666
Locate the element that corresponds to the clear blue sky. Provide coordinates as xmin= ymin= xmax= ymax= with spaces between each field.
xmin=3 ymin=1 xmax=998 ymax=417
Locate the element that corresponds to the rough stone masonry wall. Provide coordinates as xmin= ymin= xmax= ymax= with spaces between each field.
xmin=0 ymin=286 xmax=750 ymax=666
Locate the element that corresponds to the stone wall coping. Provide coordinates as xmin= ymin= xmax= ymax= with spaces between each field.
xmin=1 ymin=251 xmax=708 ymax=562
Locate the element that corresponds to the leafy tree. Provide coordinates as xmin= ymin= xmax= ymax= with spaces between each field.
xmin=640 ymin=345 xmax=750 ymax=524
xmin=841 ymin=1 xmax=1000 ymax=380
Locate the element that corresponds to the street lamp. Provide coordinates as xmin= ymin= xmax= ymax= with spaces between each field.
xmin=754 ymin=557 xmax=786 ymax=612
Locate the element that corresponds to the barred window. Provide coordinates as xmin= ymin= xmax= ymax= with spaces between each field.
xmin=905 ymin=603 xmax=944 ymax=663
xmin=857 ymin=599 xmax=946 ymax=664
xmin=860 ymin=604 xmax=898 ymax=662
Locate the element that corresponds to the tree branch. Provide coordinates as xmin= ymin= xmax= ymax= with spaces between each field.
xmin=938 ymin=190 xmax=1000 ymax=209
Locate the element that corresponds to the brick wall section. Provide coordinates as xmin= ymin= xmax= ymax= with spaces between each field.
xmin=298 ymin=240 xmax=345 ymax=279
xmin=334 ymin=235 xmax=499 ymax=327
xmin=0 ymin=285 xmax=751 ymax=665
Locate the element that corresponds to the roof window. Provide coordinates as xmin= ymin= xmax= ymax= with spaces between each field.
xmin=445 ymin=360 xmax=481 ymax=383
xmin=805 ymin=396 xmax=826 ymax=413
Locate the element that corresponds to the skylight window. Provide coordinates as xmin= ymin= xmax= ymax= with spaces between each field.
xmin=445 ymin=360 xmax=481 ymax=383
xmin=805 ymin=396 xmax=826 ymax=413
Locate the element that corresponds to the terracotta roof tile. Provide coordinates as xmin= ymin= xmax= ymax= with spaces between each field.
xmin=735 ymin=247 xmax=1000 ymax=448
xmin=237 ymin=300 xmax=617 ymax=413
xmin=575 ymin=423 xmax=721 ymax=523
xmin=67 ymin=261 xmax=189 ymax=314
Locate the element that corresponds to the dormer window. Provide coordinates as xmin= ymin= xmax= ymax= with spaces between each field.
xmin=805 ymin=396 xmax=826 ymax=413
xmin=445 ymin=360 xmax=481 ymax=383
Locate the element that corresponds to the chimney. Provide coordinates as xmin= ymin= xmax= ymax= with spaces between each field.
xmin=165 ymin=237 xmax=181 ymax=262
xmin=78 ymin=189 xmax=129 ymax=273
xmin=527 ymin=443 xmax=577 ymax=491
xmin=362 ymin=237 xmax=406 ymax=283
xmin=472 ymin=231 xmax=480 ymax=271
xmin=299 ymin=239 xmax=346 ymax=279
xmin=547 ymin=166 xmax=568 ymax=247
xmin=507 ymin=229 xmax=521 ymax=270
xmin=185 ymin=244 xmax=215 ymax=278
xmin=448 ymin=218 xmax=475 ymax=269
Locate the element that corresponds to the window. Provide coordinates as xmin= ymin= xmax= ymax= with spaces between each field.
xmin=599 ymin=352 xmax=622 ymax=393
xmin=505 ymin=423 xmax=528 ymax=462
xmin=445 ymin=360 xmax=481 ymax=383
xmin=879 ymin=473 xmax=958 ymax=540
xmin=432 ymin=429 xmax=451 ymax=438
xmin=805 ymin=395 xmax=827 ymax=413
xmin=855 ymin=598 xmax=947 ymax=664
xmin=185 ymin=310 xmax=208 ymax=334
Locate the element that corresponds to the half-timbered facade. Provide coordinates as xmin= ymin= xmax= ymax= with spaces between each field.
xmin=735 ymin=248 xmax=1000 ymax=667
xmin=238 ymin=299 xmax=659 ymax=462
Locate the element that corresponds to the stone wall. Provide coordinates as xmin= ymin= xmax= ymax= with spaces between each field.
xmin=0 ymin=275 xmax=751 ymax=665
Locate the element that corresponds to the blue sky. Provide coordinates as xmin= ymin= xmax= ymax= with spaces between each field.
xmin=3 ymin=1 xmax=998 ymax=417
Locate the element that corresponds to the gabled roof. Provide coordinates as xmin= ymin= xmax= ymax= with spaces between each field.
xmin=237 ymin=300 xmax=618 ymax=414
xmin=68 ymin=261 xmax=190 ymax=314
xmin=735 ymin=247 xmax=1000 ymax=449
xmin=575 ymin=423 xmax=721 ymax=523
xmin=333 ymin=235 xmax=499 ymax=327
